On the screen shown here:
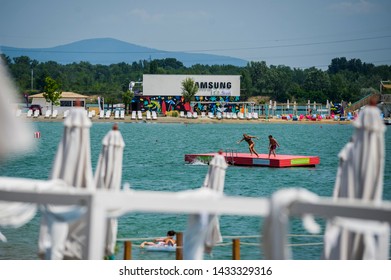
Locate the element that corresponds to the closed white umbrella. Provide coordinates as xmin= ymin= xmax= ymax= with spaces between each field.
xmin=184 ymin=152 xmax=227 ymax=259
xmin=39 ymin=107 xmax=94 ymax=259
xmin=323 ymin=100 xmax=387 ymax=259
xmin=94 ymin=123 xmax=125 ymax=258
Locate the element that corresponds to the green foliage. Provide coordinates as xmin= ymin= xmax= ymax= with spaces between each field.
xmin=181 ymin=77 xmax=198 ymax=103
xmin=4 ymin=54 xmax=391 ymax=106
xmin=43 ymin=76 xmax=62 ymax=111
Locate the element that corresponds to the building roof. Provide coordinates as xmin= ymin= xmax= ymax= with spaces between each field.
xmin=30 ymin=92 xmax=89 ymax=98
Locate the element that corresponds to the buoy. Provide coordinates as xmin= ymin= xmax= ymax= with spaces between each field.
xmin=34 ymin=131 xmax=41 ymax=138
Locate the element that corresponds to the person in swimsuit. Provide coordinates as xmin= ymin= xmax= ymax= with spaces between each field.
xmin=140 ymin=230 xmax=176 ymax=248
xmin=268 ymin=135 xmax=280 ymax=158
xmin=237 ymin=133 xmax=259 ymax=157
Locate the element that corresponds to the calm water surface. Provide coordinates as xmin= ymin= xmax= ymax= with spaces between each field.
xmin=1 ymin=121 xmax=390 ymax=260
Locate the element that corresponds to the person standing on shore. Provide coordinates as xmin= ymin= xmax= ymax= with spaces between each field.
xmin=268 ymin=135 xmax=280 ymax=158
xmin=237 ymin=133 xmax=259 ymax=157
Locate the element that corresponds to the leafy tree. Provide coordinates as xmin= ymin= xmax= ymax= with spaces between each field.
xmin=43 ymin=76 xmax=62 ymax=112
xmin=181 ymin=77 xmax=198 ymax=110
xmin=122 ymin=90 xmax=134 ymax=114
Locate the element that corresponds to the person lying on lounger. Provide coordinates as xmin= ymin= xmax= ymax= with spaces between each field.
xmin=140 ymin=230 xmax=176 ymax=248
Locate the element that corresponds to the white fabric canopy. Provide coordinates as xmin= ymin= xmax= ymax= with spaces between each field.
xmin=184 ymin=153 xmax=227 ymax=260
xmin=0 ymin=61 xmax=34 ymax=160
xmin=39 ymin=108 xmax=94 ymax=259
xmin=262 ymin=188 xmax=320 ymax=260
xmin=323 ymin=105 xmax=387 ymax=259
xmin=94 ymin=124 xmax=125 ymax=257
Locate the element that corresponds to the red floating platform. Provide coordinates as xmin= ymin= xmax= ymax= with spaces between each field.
xmin=185 ymin=152 xmax=320 ymax=168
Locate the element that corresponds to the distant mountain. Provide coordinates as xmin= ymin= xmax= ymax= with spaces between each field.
xmin=0 ymin=38 xmax=247 ymax=67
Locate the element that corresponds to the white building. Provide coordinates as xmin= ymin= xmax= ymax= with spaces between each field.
xmin=29 ymin=92 xmax=88 ymax=114
xmin=142 ymin=74 xmax=241 ymax=97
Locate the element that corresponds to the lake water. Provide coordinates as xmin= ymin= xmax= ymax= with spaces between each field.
xmin=0 ymin=121 xmax=390 ymax=260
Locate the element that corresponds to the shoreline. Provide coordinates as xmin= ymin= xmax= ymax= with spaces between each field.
xmin=22 ymin=115 xmax=352 ymax=125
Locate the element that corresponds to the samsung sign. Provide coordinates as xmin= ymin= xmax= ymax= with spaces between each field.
xmin=143 ymin=74 xmax=240 ymax=97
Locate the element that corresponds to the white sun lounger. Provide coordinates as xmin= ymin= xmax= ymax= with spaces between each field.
xmin=63 ymin=110 xmax=69 ymax=118
xmin=105 ymin=110 xmax=111 ymax=119
xmin=180 ymin=111 xmax=185 ymax=118
xmin=186 ymin=112 xmax=192 ymax=118
xmin=120 ymin=110 xmax=125 ymax=119
xmin=193 ymin=112 xmax=198 ymax=119
xmin=88 ymin=111 xmax=94 ymax=119
xmin=99 ymin=110 xmax=104 ymax=119
xmin=33 ymin=110 xmax=39 ymax=118
xmin=137 ymin=111 xmax=143 ymax=120
xmin=51 ymin=110 xmax=58 ymax=118
xmin=152 ymin=111 xmax=158 ymax=120
xmin=114 ymin=110 xmax=120 ymax=119
xmin=208 ymin=112 xmax=214 ymax=119
xmin=44 ymin=110 xmax=51 ymax=118
xmin=131 ymin=111 xmax=136 ymax=120
xmin=27 ymin=109 xmax=33 ymax=118
xmin=146 ymin=111 xmax=152 ymax=120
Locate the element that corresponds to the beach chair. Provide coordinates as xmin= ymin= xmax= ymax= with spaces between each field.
xmin=88 ymin=111 xmax=94 ymax=119
xmin=99 ymin=110 xmax=104 ymax=119
xmin=222 ymin=112 xmax=227 ymax=119
xmin=252 ymin=112 xmax=259 ymax=119
xmin=33 ymin=110 xmax=40 ymax=118
xmin=51 ymin=110 xmax=58 ymax=118
xmin=120 ymin=110 xmax=125 ymax=119
xmin=44 ymin=110 xmax=51 ymax=118
xmin=192 ymin=112 xmax=198 ymax=119
xmin=232 ymin=112 xmax=238 ymax=119
xmin=114 ymin=110 xmax=120 ymax=119
xmin=27 ymin=109 xmax=33 ymax=118
xmin=152 ymin=111 xmax=158 ymax=120
xmin=15 ymin=109 xmax=22 ymax=117
xmin=63 ymin=110 xmax=69 ymax=118
xmin=180 ymin=111 xmax=185 ymax=118
xmin=246 ymin=112 xmax=252 ymax=120
xmin=238 ymin=112 xmax=245 ymax=120
xmin=105 ymin=110 xmax=111 ymax=119
xmin=226 ymin=112 xmax=232 ymax=119
xmin=201 ymin=112 xmax=206 ymax=118
xmin=146 ymin=111 xmax=152 ymax=120
xmin=208 ymin=112 xmax=214 ymax=119
xmin=91 ymin=110 xmax=96 ymax=117
xmin=131 ymin=111 xmax=136 ymax=120
xmin=216 ymin=112 xmax=222 ymax=120
xmin=137 ymin=111 xmax=143 ymax=120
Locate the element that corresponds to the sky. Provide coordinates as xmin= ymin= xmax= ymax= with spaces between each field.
xmin=0 ymin=0 xmax=390 ymax=69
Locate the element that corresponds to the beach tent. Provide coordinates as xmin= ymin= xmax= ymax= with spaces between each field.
xmin=94 ymin=123 xmax=125 ymax=258
xmin=323 ymin=101 xmax=388 ymax=259
xmin=183 ymin=152 xmax=227 ymax=259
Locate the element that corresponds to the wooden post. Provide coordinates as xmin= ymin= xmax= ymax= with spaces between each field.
xmin=176 ymin=232 xmax=183 ymax=260
xmin=124 ymin=241 xmax=132 ymax=260
xmin=232 ymin=239 xmax=240 ymax=260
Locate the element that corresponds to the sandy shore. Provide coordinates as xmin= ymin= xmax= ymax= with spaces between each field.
xmin=23 ymin=115 xmax=352 ymax=125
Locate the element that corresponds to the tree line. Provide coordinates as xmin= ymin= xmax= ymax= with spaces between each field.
xmin=1 ymin=54 xmax=390 ymax=105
